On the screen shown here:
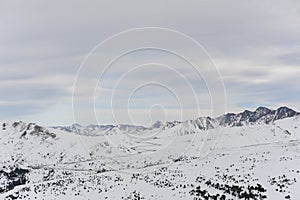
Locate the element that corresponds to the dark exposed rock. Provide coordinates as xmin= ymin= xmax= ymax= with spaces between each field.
xmin=216 ymin=106 xmax=299 ymax=128
xmin=0 ymin=167 xmax=30 ymax=194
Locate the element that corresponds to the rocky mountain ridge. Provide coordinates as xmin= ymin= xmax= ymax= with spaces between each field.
xmin=52 ymin=106 xmax=300 ymax=135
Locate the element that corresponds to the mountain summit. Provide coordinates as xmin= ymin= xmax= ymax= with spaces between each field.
xmin=215 ymin=106 xmax=299 ymax=127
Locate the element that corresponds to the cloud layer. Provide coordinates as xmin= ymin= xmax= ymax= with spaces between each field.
xmin=1 ymin=0 xmax=300 ymax=125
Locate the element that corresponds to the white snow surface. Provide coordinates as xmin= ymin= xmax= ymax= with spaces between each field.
xmin=1 ymin=110 xmax=300 ymax=199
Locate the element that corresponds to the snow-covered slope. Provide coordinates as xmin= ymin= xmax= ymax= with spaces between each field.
xmin=1 ymin=106 xmax=300 ymax=199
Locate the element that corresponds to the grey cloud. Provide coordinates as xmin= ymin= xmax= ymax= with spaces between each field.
xmin=0 ymin=103 xmax=47 ymax=118
xmin=1 ymin=0 xmax=300 ymax=125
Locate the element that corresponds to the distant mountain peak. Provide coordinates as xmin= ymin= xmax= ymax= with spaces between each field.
xmin=218 ymin=106 xmax=299 ymax=127
xmin=151 ymin=120 xmax=164 ymax=129
xmin=255 ymin=106 xmax=271 ymax=112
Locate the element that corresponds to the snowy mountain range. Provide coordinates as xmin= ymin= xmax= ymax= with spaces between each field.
xmin=1 ymin=106 xmax=300 ymax=199
xmin=52 ymin=106 xmax=300 ymax=135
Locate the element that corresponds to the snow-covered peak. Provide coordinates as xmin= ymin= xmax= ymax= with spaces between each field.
xmin=151 ymin=120 xmax=165 ymax=129
xmin=215 ymin=106 xmax=299 ymax=127
xmin=151 ymin=120 xmax=181 ymax=129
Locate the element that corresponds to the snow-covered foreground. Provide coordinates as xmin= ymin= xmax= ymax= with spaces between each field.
xmin=1 ymin=107 xmax=300 ymax=199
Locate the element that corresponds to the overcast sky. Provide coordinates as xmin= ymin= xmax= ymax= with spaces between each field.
xmin=1 ymin=0 xmax=300 ymax=126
